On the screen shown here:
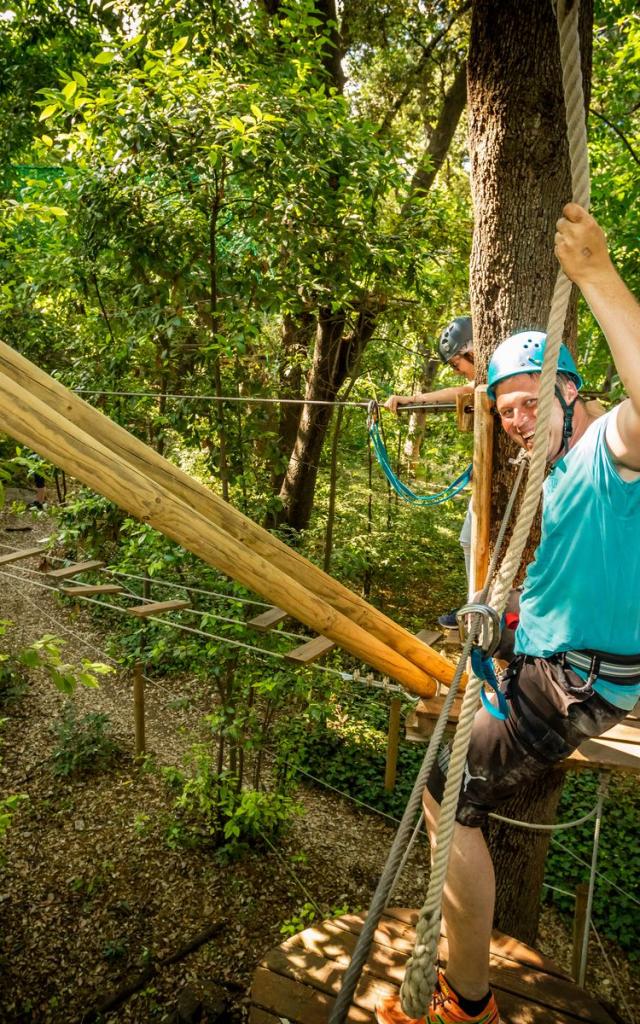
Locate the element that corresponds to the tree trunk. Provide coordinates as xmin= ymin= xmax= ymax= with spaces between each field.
xmin=269 ymin=313 xmax=314 ymax=500
xmin=276 ymin=309 xmax=375 ymax=532
xmin=404 ymin=355 xmax=440 ymax=467
xmin=468 ymin=0 xmax=593 ymax=941
xmin=486 ymin=768 xmax=565 ymax=944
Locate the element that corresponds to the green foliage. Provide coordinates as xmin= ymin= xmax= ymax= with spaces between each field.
xmin=545 ymin=772 xmax=640 ymax=954
xmin=164 ymin=745 xmax=300 ymax=853
xmin=280 ymin=899 xmax=356 ymax=937
xmin=0 ymin=619 xmax=113 ymax=701
xmin=0 ymin=791 xmax=28 ymax=842
xmin=51 ymin=703 xmax=120 ymax=776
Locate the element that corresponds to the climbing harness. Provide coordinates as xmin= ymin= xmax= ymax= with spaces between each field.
xmin=457 ymin=602 xmax=509 ymax=720
xmin=367 ymin=400 xmax=472 ymax=505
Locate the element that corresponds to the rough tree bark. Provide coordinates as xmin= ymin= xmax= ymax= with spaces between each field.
xmin=468 ymin=0 xmax=593 ymax=943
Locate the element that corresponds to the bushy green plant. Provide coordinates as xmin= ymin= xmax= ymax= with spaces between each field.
xmin=165 ymin=744 xmax=300 ymax=853
xmin=51 ymin=703 xmax=120 ymax=776
xmin=544 ymin=772 xmax=640 ymax=955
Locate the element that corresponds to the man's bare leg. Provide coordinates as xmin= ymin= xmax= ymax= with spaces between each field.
xmin=423 ymin=789 xmax=495 ymax=1000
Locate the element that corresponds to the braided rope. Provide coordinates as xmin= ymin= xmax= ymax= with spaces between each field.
xmin=399 ymin=2 xmax=591 ymax=1015
xmin=328 ymin=456 xmax=527 ymax=1024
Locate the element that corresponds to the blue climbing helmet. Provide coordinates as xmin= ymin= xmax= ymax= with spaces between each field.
xmin=487 ymin=331 xmax=583 ymax=457
xmin=438 ymin=316 xmax=473 ymax=364
xmin=486 ymin=331 xmax=582 ymax=401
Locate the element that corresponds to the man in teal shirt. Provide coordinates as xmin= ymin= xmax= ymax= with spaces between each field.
xmin=376 ymin=206 xmax=640 ymax=1024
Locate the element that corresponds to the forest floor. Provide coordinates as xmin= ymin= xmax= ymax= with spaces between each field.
xmin=0 ymin=497 xmax=638 ymax=1024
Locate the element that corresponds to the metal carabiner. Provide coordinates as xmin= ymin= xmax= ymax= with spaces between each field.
xmin=456 ymin=602 xmax=502 ymax=657
xmin=367 ymin=399 xmax=380 ymax=429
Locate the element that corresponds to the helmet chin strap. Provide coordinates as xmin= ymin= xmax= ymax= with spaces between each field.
xmin=551 ymin=384 xmax=577 ymax=460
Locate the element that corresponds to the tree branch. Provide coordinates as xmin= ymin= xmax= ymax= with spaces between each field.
xmin=591 ymin=108 xmax=640 ymax=167
xmin=378 ymin=1 xmax=471 ymax=135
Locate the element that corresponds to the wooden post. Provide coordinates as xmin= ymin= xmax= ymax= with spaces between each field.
xmin=456 ymin=393 xmax=474 ymax=433
xmin=384 ymin=697 xmax=402 ymax=791
xmin=0 ymin=371 xmax=446 ymax=696
xmin=572 ymin=882 xmax=589 ymax=982
xmin=133 ymin=662 xmax=146 ymax=760
xmin=470 ymin=385 xmax=494 ymax=596
xmin=0 ymin=342 xmax=458 ymax=688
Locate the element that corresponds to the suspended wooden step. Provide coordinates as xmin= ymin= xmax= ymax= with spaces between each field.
xmin=0 ymin=546 xmax=45 ymax=565
xmin=248 ymin=606 xmax=288 ymax=632
xmin=405 ymin=694 xmax=462 ymax=744
xmin=127 ymin=599 xmax=190 ymax=618
xmin=405 ymin=695 xmax=640 ymax=774
xmin=48 ymin=559 xmax=104 ymax=579
xmin=285 ymin=635 xmax=336 ymax=665
xmin=60 ymin=583 xmax=123 ymax=596
xmin=248 ymin=907 xmax=618 ymax=1024
xmin=414 ymin=628 xmax=442 ymax=648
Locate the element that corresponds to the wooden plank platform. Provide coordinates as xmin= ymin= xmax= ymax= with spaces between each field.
xmin=47 ymin=559 xmax=104 ymax=579
xmin=60 ymin=584 xmax=123 ymax=596
xmin=127 ymin=599 xmax=190 ymax=618
xmin=248 ymin=606 xmax=288 ymax=631
xmin=285 ymin=635 xmax=336 ymax=665
xmin=249 ymin=908 xmax=617 ymax=1024
xmin=405 ymin=696 xmax=640 ymax=773
xmin=0 ymin=546 xmax=45 ymax=565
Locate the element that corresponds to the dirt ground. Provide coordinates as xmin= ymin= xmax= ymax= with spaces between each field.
xmin=0 ymin=498 xmax=638 ymax=1024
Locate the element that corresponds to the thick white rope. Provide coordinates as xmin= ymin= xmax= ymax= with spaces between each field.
xmin=399 ymin=2 xmax=591 ymax=1014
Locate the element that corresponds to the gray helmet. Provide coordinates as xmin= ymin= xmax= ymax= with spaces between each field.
xmin=438 ymin=316 xmax=473 ymax=364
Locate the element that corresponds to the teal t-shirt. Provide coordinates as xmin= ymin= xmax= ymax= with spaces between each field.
xmin=515 ymin=409 xmax=640 ymax=710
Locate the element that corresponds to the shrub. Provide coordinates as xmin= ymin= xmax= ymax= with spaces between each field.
xmin=51 ymin=703 xmax=120 ymax=776
xmin=165 ymin=744 xmax=300 ymax=853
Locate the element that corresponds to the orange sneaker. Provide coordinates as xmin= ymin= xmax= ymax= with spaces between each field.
xmin=375 ymin=972 xmax=500 ymax=1024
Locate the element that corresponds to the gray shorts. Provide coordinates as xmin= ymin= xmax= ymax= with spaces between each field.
xmin=426 ymin=654 xmax=627 ymax=828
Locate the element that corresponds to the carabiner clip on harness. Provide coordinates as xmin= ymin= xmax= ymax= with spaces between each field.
xmin=456 ymin=603 xmax=509 ymax=721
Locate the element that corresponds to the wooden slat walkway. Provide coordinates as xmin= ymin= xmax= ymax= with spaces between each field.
xmin=248 ymin=606 xmax=288 ymax=631
xmin=127 ymin=599 xmax=190 ymax=618
xmin=405 ymin=696 xmax=640 ymax=774
xmin=249 ymin=908 xmax=617 ymax=1023
xmin=47 ymin=559 xmax=104 ymax=579
xmin=285 ymin=635 xmax=336 ymax=665
xmin=0 ymin=546 xmax=45 ymax=565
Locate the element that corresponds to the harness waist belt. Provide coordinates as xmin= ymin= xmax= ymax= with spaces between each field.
xmin=564 ymin=649 xmax=640 ymax=685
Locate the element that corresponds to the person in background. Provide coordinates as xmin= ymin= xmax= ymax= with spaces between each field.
xmin=385 ymin=317 xmax=475 ymax=627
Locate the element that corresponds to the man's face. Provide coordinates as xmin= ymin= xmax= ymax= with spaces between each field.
xmin=495 ymin=373 xmax=574 ymax=459
xmin=448 ymin=352 xmax=475 ymax=381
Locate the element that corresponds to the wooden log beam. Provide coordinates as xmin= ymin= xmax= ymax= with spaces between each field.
xmin=0 ymin=372 xmax=438 ymax=696
xmin=0 ymin=342 xmax=457 ymax=688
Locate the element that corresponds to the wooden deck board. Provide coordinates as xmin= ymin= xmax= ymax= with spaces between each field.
xmin=249 ymin=911 xmax=616 ymax=1024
